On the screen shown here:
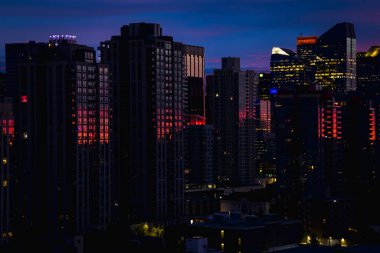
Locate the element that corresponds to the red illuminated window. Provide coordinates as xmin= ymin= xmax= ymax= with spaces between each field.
xmin=21 ymin=95 xmax=28 ymax=103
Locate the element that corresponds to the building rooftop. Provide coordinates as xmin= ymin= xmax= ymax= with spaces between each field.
xmin=190 ymin=212 xmax=300 ymax=231
xmin=277 ymin=245 xmax=380 ymax=253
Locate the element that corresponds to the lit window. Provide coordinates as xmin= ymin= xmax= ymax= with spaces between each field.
xmin=238 ymin=237 xmax=242 ymax=245
xmin=2 ymin=158 xmax=7 ymax=165
xmin=220 ymin=230 xmax=224 ymax=238
xmin=2 ymin=180 xmax=7 ymax=187
xmin=21 ymin=95 xmax=28 ymax=103
xmin=23 ymin=132 xmax=28 ymax=139
xmin=220 ymin=243 xmax=224 ymax=250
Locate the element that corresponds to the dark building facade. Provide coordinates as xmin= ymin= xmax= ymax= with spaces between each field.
xmin=206 ymin=57 xmax=257 ymax=186
xmin=100 ymin=23 xmax=187 ymax=223
xmin=255 ymin=73 xmax=276 ymax=177
xmin=273 ymin=91 xmax=325 ymax=216
xmin=0 ymin=73 xmax=5 ymax=95
xmin=357 ymin=46 xmax=380 ymax=96
xmin=6 ymin=36 xmax=111 ymax=250
xmin=272 ymin=88 xmax=380 ymax=239
xmin=0 ymin=97 xmax=14 ymax=247
xmin=184 ymin=123 xmax=213 ymax=186
xmin=183 ymin=44 xmax=214 ymax=188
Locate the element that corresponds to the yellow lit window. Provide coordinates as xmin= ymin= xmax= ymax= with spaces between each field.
xmin=220 ymin=230 xmax=224 ymax=238
xmin=2 ymin=158 xmax=7 ymax=165
xmin=238 ymin=237 xmax=242 ymax=245
xmin=2 ymin=180 xmax=7 ymax=187
xmin=220 ymin=243 xmax=224 ymax=250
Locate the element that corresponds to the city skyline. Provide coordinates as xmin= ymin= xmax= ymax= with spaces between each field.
xmin=2 ymin=1 xmax=380 ymax=251
xmin=1 ymin=0 xmax=380 ymax=73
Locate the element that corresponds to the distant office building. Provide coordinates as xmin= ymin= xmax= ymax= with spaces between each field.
xmin=257 ymin=100 xmax=271 ymax=134
xmin=273 ymin=91 xmax=325 ymax=210
xmin=255 ymin=99 xmax=276 ymax=177
xmin=6 ymin=36 xmax=111 ymax=249
xmin=183 ymin=44 xmax=217 ymax=223
xmin=315 ymin=22 xmax=356 ymax=94
xmin=257 ymin=72 xmax=271 ymax=100
xmin=184 ymin=120 xmax=214 ymax=186
xmin=323 ymin=94 xmax=380 ymax=196
xmin=268 ymin=22 xmax=377 ymax=241
xmin=272 ymin=88 xmax=380 ymax=235
xmin=271 ymin=89 xmax=351 ymax=235
xmin=185 ymin=45 xmax=205 ymax=118
xmin=255 ymin=73 xmax=276 ymax=177
xmin=297 ymin=36 xmax=318 ymax=62
xmin=205 ymin=75 xmax=215 ymax=125
xmin=297 ymin=35 xmax=318 ymax=83
xmin=270 ymin=47 xmax=310 ymax=91
xmin=222 ymin=57 xmax=240 ymax=70
xmin=315 ymin=94 xmax=374 ymax=196
xmin=0 ymin=97 xmax=14 ymax=246
xmin=183 ymin=45 xmax=214 ymax=188
xmin=357 ymin=46 xmax=380 ymax=96
xmin=206 ymin=57 xmax=257 ymax=186
xmin=100 ymin=23 xmax=187 ymax=223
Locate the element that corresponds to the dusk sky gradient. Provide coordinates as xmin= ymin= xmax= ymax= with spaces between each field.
xmin=1 ymin=0 xmax=380 ymax=73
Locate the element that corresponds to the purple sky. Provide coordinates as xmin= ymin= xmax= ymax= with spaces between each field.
xmin=1 ymin=0 xmax=380 ymax=73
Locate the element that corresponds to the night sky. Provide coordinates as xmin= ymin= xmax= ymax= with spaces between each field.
xmin=1 ymin=0 xmax=380 ymax=73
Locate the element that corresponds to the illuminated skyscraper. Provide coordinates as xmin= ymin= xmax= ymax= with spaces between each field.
xmin=297 ymin=36 xmax=318 ymax=62
xmin=257 ymin=72 xmax=272 ymax=100
xmin=273 ymin=91 xmax=325 ymax=196
xmin=357 ymin=46 xmax=380 ymax=96
xmin=270 ymin=47 xmax=310 ymax=91
xmin=297 ymin=36 xmax=318 ymax=83
xmin=206 ymin=57 xmax=257 ymax=186
xmin=315 ymin=22 xmax=356 ymax=94
xmin=100 ymin=23 xmax=186 ymax=223
xmin=6 ymin=37 xmax=111 ymax=250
